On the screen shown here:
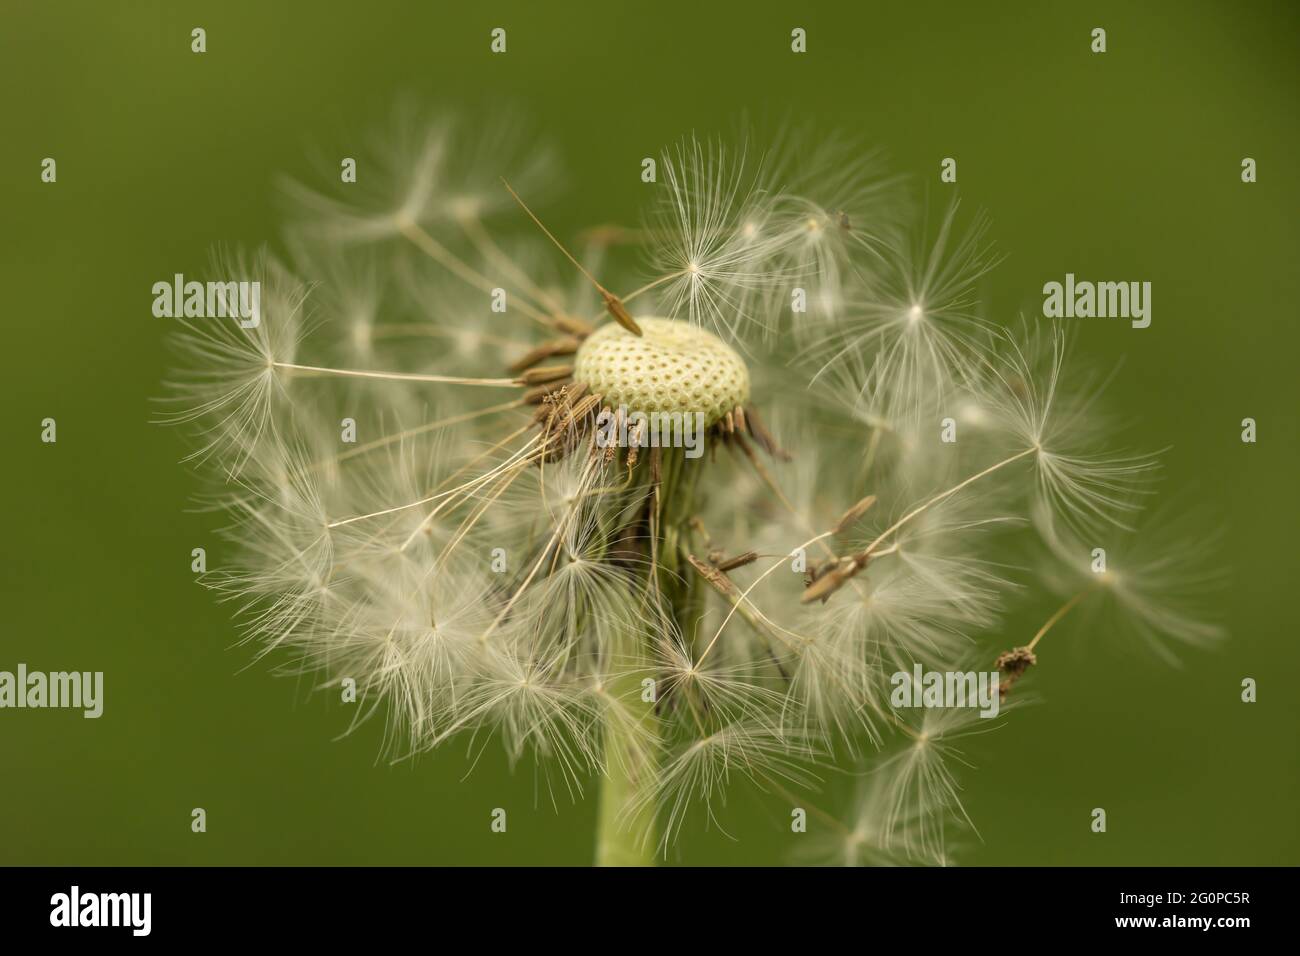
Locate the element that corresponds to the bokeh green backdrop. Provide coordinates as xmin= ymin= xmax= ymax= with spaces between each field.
xmin=2 ymin=0 xmax=1296 ymax=865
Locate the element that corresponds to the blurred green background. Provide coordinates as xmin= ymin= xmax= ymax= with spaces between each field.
xmin=2 ymin=0 xmax=1296 ymax=865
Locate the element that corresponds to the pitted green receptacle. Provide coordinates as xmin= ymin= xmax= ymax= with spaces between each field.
xmin=573 ymin=317 xmax=749 ymax=427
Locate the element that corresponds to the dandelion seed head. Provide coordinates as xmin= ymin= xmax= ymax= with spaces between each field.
xmin=573 ymin=318 xmax=749 ymax=425
xmin=162 ymin=112 xmax=1222 ymax=862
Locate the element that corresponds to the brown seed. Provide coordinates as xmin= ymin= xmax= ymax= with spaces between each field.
xmin=519 ymin=364 xmax=575 ymax=386
xmin=800 ymin=570 xmax=844 ymax=604
xmin=553 ymin=314 xmax=594 ymax=337
xmin=801 ymin=576 xmax=837 ymax=603
xmin=743 ymin=405 xmax=791 ymax=461
xmin=799 ymin=563 xmax=861 ymax=604
xmin=507 ymin=337 xmax=581 ymax=374
xmin=715 ymin=550 xmax=759 ymax=572
xmin=832 ymin=495 xmax=878 ymax=535
xmin=603 ymin=294 xmax=643 ymax=337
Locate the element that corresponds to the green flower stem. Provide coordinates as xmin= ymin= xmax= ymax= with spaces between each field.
xmin=595 ymin=676 xmax=660 ymax=866
xmin=594 ymin=449 xmax=704 ymax=866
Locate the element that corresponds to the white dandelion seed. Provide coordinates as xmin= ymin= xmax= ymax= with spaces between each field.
xmin=794 ymin=772 xmax=930 ymax=867
xmin=803 ymin=198 xmax=1000 ymax=429
xmin=876 ymin=696 xmax=1010 ymax=861
xmin=979 ymin=322 xmax=1163 ymax=535
xmin=157 ymin=247 xmax=311 ymax=472
xmin=281 ymin=105 xmax=557 ymax=245
xmin=1030 ymin=503 xmax=1227 ymax=667
xmin=644 ymin=135 xmax=792 ymax=341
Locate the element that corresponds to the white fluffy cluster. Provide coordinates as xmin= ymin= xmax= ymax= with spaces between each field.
xmin=163 ymin=112 xmax=1221 ymax=865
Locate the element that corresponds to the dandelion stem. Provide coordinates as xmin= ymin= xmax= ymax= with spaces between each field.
xmin=324 ymin=399 xmax=527 ymax=467
xmin=370 ymin=324 xmax=529 ymax=351
xmin=394 ymin=215 xmax=557 ymax=328
xmin=697 ymin=530 xmax=836 ymax=667
xmin=861 ymin=425 xmax=883 ymax=479
xmin=273 ymin=362 xmax=518 ymax=388
xmin=1026 ymin=586 xmax=1094 ymax=653
xmin=594 ymin=669 xmax=660 ymax=867
xmin=457 ymin=212 xmax=568 ymax=317
xmin=616 ymin=271 xmax=687 ymax=307
xmin=501 ymin=179 xmax=642 ymax=336
xmin=860 ymin=445 xmax=1036 ymax=559
xmin=328 ymin=429 xmax=539 ymax=528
